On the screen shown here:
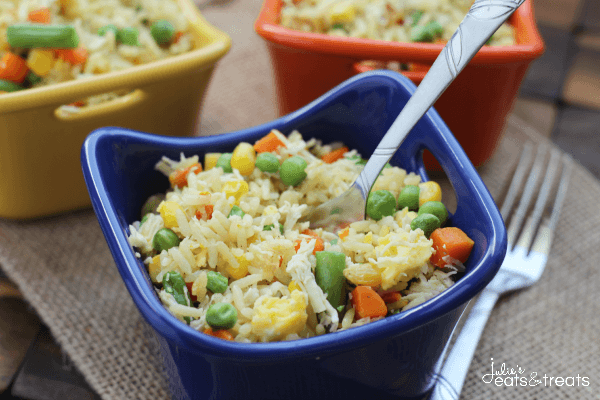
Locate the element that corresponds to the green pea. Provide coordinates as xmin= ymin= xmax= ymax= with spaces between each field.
xmin=7 ymin=24 xmax=79 ymax=48
xmin=152 ymin=228 xmax=180 ymax=252
xmin=206 ymin=302 xmax=237 ymax=329
xmin=141 ymin=194 xmax=165 ymax=217
xmin=410 ymin=21 xmax=443 ymax=42
xmin=26 ymin=71 xmax=42 ymax=86
xmin=397 ymin=185 xmax=420 ymax=211
xmin=98 ymin=24 xmax=118 ymax=37
xmin=410 ymin=213 xmax=441 ymax=238
xmin=117 ymin=27 xmax=139 ymax=46
xmin=280 ymin=156 xmax=307 ymax=186
xmin=410 ymin=25 xmax=432 ymax=42
xmin=228 ymin=205 xmax=245 ymax=218
xmin=366 ymin=190 xmax=396 ymax=221
xmin=315 ymin=251 xmax=347 ymax=309
xmin=216 ymin=153 xmax=233 ymax=173
xmin=330 ymin=239 xmax=338 ymax=245
xmin=151 ymin=19 xmax=175 ymax=45
xmin=261 ymin=223 xmax=284 ymax=235
xmin=418 ymin=201 xmax=448 ymax=225
xmin=331 ymin=23 xmax=345 ymax=30
xmin=255 ymin=153 xmax=280 ymax=173
xmin=0 ymin=79 xmax=23 ymax=93
xmin=163 ymin=271 xmax=192 ymax=323
xmin=206 ymin=271 xmax=228 ymax=294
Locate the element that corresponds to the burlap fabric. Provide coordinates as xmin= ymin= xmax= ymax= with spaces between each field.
xmin=0 ymin=0 xmax=598 ymax=398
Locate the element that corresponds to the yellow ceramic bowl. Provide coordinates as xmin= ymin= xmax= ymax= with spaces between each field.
xmin=0 ymin=0 xmax=230 ymax=220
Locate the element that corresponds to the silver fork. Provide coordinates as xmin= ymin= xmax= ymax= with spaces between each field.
xmin=428 ymin=143 xmax=573 ymax=400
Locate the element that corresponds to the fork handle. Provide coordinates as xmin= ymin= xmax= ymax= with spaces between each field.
xmin=355 ymin=0 xmax=525 ymax=200
xmin=429 ymin=288 xmax=500 ymax=400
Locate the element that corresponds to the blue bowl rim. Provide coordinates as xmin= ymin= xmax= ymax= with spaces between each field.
xmin=82 ymin=70 xmax=506 ymax=363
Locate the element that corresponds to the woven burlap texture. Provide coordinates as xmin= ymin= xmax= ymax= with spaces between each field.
xmin=1 ymin=0 xmax=598 ymax=398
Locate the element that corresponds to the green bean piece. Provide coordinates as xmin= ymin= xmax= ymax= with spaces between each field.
xmin=152 ymin=228 xmax=180 ymax=252
xmin=397 ymin=185 xmax=420 ymax=211
xmin=216 ymin=153 xmax=233 ymax=173
xmin=206 ymin=271 xmax=228 ymax=294
xmin=331 ymin=23 xmax=345 ymax=30
xmin=279 ymin=224 xmax=284 ymax=235
xmin=163 ymin=271 xmax=192 ymax=323
xmin=117 ymin=27 xmax=139 ymax=46
xmin=255 ymin=152 xmax=280 ymax=173
xmin=7 ymin=24 xmax=79 ymax=48
xmin=140 ymin=214 xmax=150 ymax=227
xmin=427 ymin=21 xmax=444 ymax=38
xmin=141 ymin=193 xmax=165 ymax=217
xmin=26 ymin=71 xmax=42 ymax=86
xmin=263 ymin=224 xmax=274 ymax=231
xmin=418 ymin=201 xmax=448 ymax=225
xmin=410 ymin=10 xmax=423 ymax=26
xmin=98 ymin=24 xmax=118 ymax=37
xmin=0 ymin=79 xmax=23 ymax=93
xmin=206 ymin=302 xmax=237 ymax=329
xmin=151 ymin=19 xmax=175 ymax=45
xmin=315 ymin=251 xmax=347 ymax=309
xmin=228 ymin=205 xmax=245 ymax=218
xmin=280 ymin=156 xmax=307 ymax=186
xmin=410 ymin=213 xmax=440 ymax=238
xmin=366 ymin=190 xmax=396 ymax=221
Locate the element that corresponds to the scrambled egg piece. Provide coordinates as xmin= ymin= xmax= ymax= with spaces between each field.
xmin=251 ymin=290 xmax=308 ymax=341
xmin=376 ymin=230 xmax=433 ymax=289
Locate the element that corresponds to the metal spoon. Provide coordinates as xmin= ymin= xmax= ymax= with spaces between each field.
xmin=306 ymin=0 xmax=525 ymax=230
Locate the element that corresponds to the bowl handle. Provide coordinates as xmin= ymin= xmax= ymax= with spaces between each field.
xmin=53 ymin=89 xmax=148 ymax=121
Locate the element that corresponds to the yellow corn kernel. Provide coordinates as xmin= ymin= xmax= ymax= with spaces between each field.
xmin=231 ymin=142 xmax=256 ymax=176
xmin=222 ymin=180 xmax=249 ymax=204
xmin=288 ymin=280 xmax=302 ymax=293
xmin=228 ymin=253 xmax=250 ymax=280
xmin=363 ymin=231 xmax=373 ymax=244
xmin=158 ymin=200 xmax=184 ymax=228
xmin=27 ymin=49 xmax=55 ymax=76
xmin=328 ymin=1 xmax=356 ymax=24
xmin=418 ymin=181 xmax=442 ymax=206
xmin=204 ymin=153 xmax=221 ymax=170
xmin=148 ymin=255 xmax=161 ymax=283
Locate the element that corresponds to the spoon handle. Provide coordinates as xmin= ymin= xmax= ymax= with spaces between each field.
xmin=354 ymin=0 xmax=525 ymax=200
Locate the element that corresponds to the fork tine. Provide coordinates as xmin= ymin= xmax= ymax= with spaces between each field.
xmin=514 ymin=148 xmax=562 ymax=251
xmin=500 ymin=142 xmax=533 ymax=220
xmin=506 ymin=144 xmax=548 ymax=246
xmin=530 ymin=153 xmax=573 ymax=255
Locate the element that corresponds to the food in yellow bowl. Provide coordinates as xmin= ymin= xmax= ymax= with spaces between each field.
xmin=128 ymin=130 xmax=474 ymax=343
xmin=0 ymin=0 xmax=195 ymax=106
xmin=280 ymin=0 xmax=515 ymax=46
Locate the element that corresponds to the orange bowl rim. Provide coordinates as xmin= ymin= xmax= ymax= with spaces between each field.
xmin=255 ymin=0 xmax=544 ymax=64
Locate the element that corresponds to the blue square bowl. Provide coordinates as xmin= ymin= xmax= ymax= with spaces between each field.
xmin=81 ymin=70 xmax=506 ymax=400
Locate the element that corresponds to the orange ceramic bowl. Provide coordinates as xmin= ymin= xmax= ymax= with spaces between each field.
xmin=255 ymin=0 xmax=544 ymax=169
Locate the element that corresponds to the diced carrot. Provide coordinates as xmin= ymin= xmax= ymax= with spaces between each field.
xmin=67 ymin=100 xmax=85 ymax=107
xmin=351 ymin=286 xmax=387 ymax=319
xmin=55 ymin=47 xmax=88 ymax=66
xmin=338 ymin=227 xmax=350 ymax=240
xmin=169 ymin=162 xmax=202 ymax=188
xmin=194 ymin=204 xmax=213 ymax=221
xmin=409 ymin=62 xmax=430 ymax=72
xmin=294 ymin=229 xmax=324 ymax=255
xmin=203 ymin=327 xmax=234 ymax=341
xmin=28 ymin=7 xmax=51 ymax=24
xmin=185 ymin=282 xmax=197 ymax=303
xmin=0 ymin=52 xmax=28 ymax=84
xmin=172 ymin=31 xmax=184 ymax=43
xmin=321 ymin=146 xmax=348 ymax=164
xmin=429 ymin=227 xmax=475 ymax=268
xmin=253 ymin=131 xmax=286 ymax=153
xmin=380 ymin=291 xmax=401 ymax=304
